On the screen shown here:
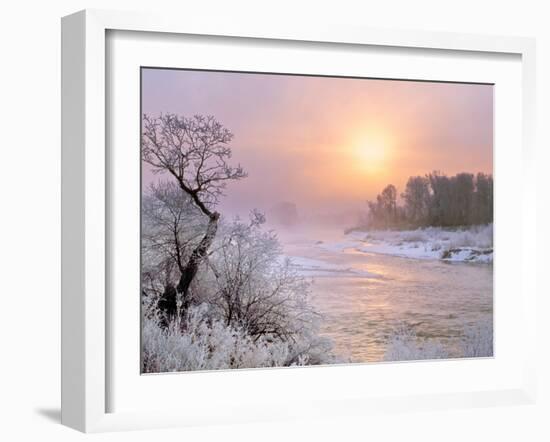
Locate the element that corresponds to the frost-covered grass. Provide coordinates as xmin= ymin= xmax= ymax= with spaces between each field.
xmin=383 ymin=321 xmax=493 ymax=362
xmin=447 ymin=224 xmax=493 ymax=249
xmin=342 ymin=224 xmax=493 ymax=263
xmin=142 ymin=304 xmax=337 ymax=373
xmin=143 ymin=305 xmax=287 ymax=372
xmin=460 ymin=321 xmax=493 ymax=358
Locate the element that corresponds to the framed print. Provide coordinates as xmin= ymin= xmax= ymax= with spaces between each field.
xmin=61 ymin=9 xmax=538 ymax=432
xmin=139 ymin=68 xmax=494 ymax=373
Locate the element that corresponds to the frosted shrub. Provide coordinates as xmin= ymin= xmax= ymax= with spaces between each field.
xmin=461 ymin=321 xmax=493 ymax=358
xmin=206 ymin=216 xmax=327 ymax=348
xmin=141 ymin=189 xmax=338 ymax=372
xmin=447 ymin=224 xmax=493 ymax=249
xmin=383 ymin=319 xmax=493 ymax=362
xmin=448 ymin=230 xmax=475 ymax=248
xmin=142 ymin=303 xmax=336 ymax=373
xmin=400 ymin=230 xmax=428 ymax=243
xmin=285 ymin=322 xmax=338 ymax=366
xmin=143 ymin=304 xmax=291 ymax=372
xmin=474 ymin=223 xmax=493 ymax=249
xmin=383 ymin=325 xmax=449 ymax=362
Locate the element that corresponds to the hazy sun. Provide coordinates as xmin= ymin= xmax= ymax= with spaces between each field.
xmin=350 ymin=131 xmax=393 ymax=175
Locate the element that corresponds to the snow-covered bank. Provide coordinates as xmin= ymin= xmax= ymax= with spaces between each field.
xmin=319 ymin=224 xmax=493 ymax=263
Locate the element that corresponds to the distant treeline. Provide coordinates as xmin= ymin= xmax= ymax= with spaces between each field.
xmin=366 ymin=172 xmax=493 ymax=229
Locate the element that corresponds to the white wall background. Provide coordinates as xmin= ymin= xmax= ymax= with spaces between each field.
xmin=0 ymin=1 xmax=548 ymax=441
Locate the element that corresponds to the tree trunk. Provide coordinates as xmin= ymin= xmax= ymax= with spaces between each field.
xmin=157 ymin=283 xmax=177 ymax=329
xmin=176 ymin=212 xmax=220 ymax=317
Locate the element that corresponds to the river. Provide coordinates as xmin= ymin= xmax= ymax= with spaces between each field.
xmin=278 ymin=226 xmax=493 ymax=363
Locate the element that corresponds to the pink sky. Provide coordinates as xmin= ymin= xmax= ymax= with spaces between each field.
xmin=141 ymin=68 xmax=493 ymax=218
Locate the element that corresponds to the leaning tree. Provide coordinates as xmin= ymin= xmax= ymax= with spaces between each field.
xmin=141 ymin=113 xmax=247 ymax=320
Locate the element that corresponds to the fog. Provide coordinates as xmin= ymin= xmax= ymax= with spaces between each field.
xmin=142 ymin=68 xmax=493 ymax=228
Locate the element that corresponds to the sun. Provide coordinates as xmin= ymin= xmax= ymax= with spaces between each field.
xmin=350 ymin=131 xmax=393 ymax=175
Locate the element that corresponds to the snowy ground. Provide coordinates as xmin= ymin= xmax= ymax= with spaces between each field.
xmin=318 ymin=224 xmax=493 ymax=264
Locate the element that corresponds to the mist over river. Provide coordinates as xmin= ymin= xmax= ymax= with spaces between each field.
xmin=276 ymin=226 xmax=493 ymax=363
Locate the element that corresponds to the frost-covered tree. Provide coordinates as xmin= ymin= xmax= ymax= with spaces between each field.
xmin=141 ymin=197 xmax=335 ymax=370
xmin=208 ymin=211 xmax=316 ymax=342
xmin=141 ymin=114 xmax=337 ymax=371
xmin=141 ymin=181 xmax=206 ymax=326
xmin=142 ymin=114 xmax=247 ymax=318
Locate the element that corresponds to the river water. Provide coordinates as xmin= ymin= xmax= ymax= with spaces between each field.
xmin=278 ymin=227 xmax=493 ymax=363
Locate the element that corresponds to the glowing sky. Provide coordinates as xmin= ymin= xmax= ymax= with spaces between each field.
xmin=142 ymin=68 xmax=493 ymax=217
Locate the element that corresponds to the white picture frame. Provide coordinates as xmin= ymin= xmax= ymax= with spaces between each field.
xmin=61 ymin=9 xmax=537 ymax=433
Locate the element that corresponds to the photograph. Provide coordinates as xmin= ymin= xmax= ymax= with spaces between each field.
xmin=140 ymin=68 xmax=494 ymax=373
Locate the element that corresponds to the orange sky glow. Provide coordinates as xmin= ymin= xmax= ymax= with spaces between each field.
xmin=142 ymin=69 xmax=493 ymax=218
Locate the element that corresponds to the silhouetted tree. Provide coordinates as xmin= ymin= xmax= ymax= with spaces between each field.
xmin=402 ymin=176 xmax=430 ymax=226
xmin=427 ymin=171 xmax=452 ymax=226
xmin=472 ymin=173 xmax=493 ymax=224
xmin=451 ymin=173 xmax=474 ymax=226
xmin=367 ymin=172 xmax=492 ymax=229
